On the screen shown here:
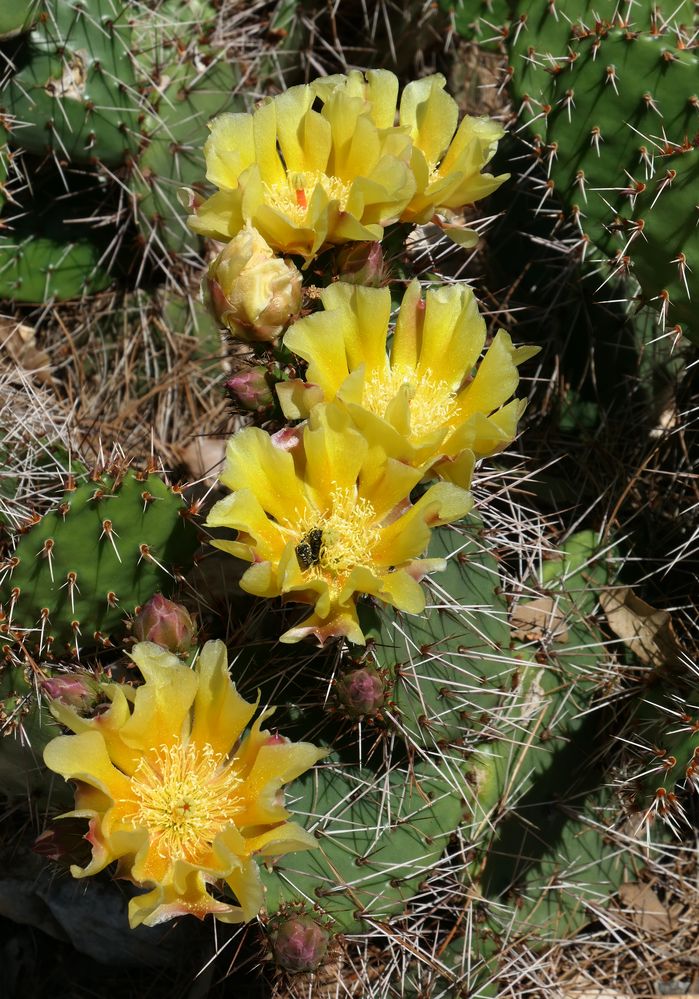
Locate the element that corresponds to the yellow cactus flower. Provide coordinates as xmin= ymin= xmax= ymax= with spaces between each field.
xmin=321 ymin=70 xmax=508 ymax=239
xmin=278 ymin=281 xmax=538 ymax=489
xmin=43 ymin=641 xmax=327 ymax=928
xmin=396 ymin=74 xmax=508 ymax=228
xmin=188 ymin=76 xmax=415 ymax=262
xmin=206 ymin=403 xmax=472 ymax=645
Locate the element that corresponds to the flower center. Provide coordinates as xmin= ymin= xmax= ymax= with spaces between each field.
xmin=264 ymin=171 xmax=352 ymax=224
xmin=296 ymin=486 xmax=380 ymax=589
xmin=362 ymin=363 xmax=456 ymax=440
xmin=129 ymin=742 xmax=242 ymax=862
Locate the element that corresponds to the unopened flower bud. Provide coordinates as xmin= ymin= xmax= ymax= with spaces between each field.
xmin=335 ymin=241 xmax=384 ymax=287
xmin=335 ymin=666 xmax=385 ymax=718
xmin=268 ymin=913 xmax=330 ymax=973
xmin=225 ymin=367 xmax=275 ymax=412
xmin=41 ymin=675 xmax=99 ymax=711
xmin=132 ymin=594 xmax=196 ymax=654
xmin=207 ymin=225 xmax=302 ymax=344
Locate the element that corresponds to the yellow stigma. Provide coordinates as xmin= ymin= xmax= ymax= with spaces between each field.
xmin=264 ymin=171 xmax=352 ymax=223
xmin=363 ymin=364 xmax=456 ymax=440
xmin=129 ymin=742 xmax=242 ymax=862
xmin=298 ymin=486 xmax=380 ymax=588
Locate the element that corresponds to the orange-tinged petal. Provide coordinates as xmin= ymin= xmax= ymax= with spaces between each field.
xmin=128 ymin=869 xmax=236 ymax=928
xmin=280 ymin=603 xmax=365 ymax=645
xmin=190 ymin=640 xmax=257 ymax=759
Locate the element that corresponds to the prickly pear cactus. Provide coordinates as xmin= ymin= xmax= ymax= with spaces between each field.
xmin=2 ymin=0 xmax=139 ymax=165
xmin=0 ymin=661 xmax=64 ymax=801
xmin=0 ymin=466 xmax=199 ymax=657
xmin=257 ymin=522 xmax=643 ymax=974
xmin=624 ymin=674 xmax=699 ymax=836
xmin=0 ymin=0 xmax=242 ymax=300
xmin=507 ymin=0 xmax=699 ymax=336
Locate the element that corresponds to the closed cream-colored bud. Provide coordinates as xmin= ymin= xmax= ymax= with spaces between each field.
xmin=207 ymin=225 xmax=302 ymax=344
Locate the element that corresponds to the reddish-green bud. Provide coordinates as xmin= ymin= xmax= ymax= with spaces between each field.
xmin=225 ymin=367 xmax=275 ymax=413
xmin=335 ymin=241 xmax=384 ymax=287
xmin=41 ymin=675 xmax=99 ymax=711
xmin=335 ymin=666 xmax=385 ymax=718
xmin=132 ymin=594 xmax=196 ymax=654
xmin=268 ymin=913 xmax=330 ymax=973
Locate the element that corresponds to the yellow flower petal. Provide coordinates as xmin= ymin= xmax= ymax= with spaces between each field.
xmin=204 ymin=113 xmax=256 ymax=190
xmin=122 ymin=643 xmax=198 ymax=751
xmin=399 ymin=75 xmax=458 ymax=168
xmin=44 ymin=730 xmax=132 ymax=802
xmin=218 ymin=428 xmax=306 ymax=527
xmin=190 ymin=640 xmax=257 ymax=759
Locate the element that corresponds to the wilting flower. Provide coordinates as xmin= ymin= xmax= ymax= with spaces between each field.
xmin=207 ymin=225 xmax=302 ymax=343
xmin=188 ymin=76 xmax=415 ymax=262
xmin=43 ymin=641 xmax=326 ymax=928
xmin=278 ymin=282 xmax=538 ymax=489
xmin=206 ymin=403 xmax=472 ymax=645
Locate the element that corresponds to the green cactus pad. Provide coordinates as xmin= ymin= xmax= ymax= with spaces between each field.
xmin=508 ymin=0 xmax=699 ymax=335
xmin=2 ymin=0 xmax=140 ymax=166
xmin=261 ymin=760 xmax=465 ymax=933
xmin=368 ymin=521 xmax=511 ymax=749
xmin=131 ymin=58 xmax=241 ymax=254
xmin=0 ymin=662 xmax=66 ymax=802
xmin=0 ymin=468 xmax=199 ymax=657
xmin=0 ymin=2 xmax=39 ymax=40
xmin=0 ymin=233 xmax=112 ymax=302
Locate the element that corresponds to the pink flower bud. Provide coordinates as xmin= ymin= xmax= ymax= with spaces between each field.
xmin=225 ymin=367 xmax=275 ymax=412
xmin=132 ymin=594 xmax=196 ymax=654
xmin=335 ymin=241 xmax=384 ymax=287
xmin=335 ymin=666 xmax=385 ymax=718
xmin=268 ymin=913 xmax=330 ymax=973
xmin=41 ymin=675 xmax=98 ymax=710
xmin=207 ymin=225 xmax=302 ymax=344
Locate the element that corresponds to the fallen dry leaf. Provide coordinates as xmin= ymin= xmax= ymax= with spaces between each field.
xmin=600 ymin=587 xmax=685 ymax=670
xmin=0 ymin=317 xmax=52 ymax=384
xmin=511 ymin=595 xmax=569 ymax=642
xmin=617 ymin=881 xmax=678 ymax=933
xmin=562 ymin=975 xmax=629 ymax=999
xmin=178 ymin=436 xmax=226 ymax=482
